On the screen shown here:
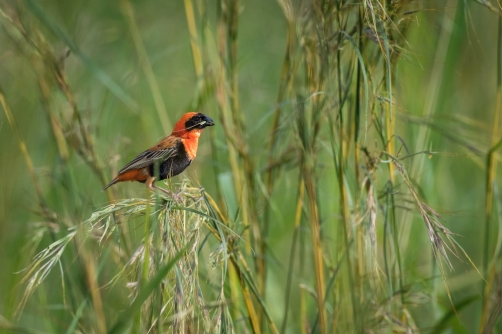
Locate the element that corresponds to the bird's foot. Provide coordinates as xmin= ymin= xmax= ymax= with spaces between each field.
xmin=171 ymin=191 xmax=183 ymax=203
xmin=156 ymin=187 xmax=183 ymax=203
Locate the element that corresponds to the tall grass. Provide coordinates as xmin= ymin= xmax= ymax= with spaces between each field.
xmin=1 ymin=0 xmax=502 ymax=333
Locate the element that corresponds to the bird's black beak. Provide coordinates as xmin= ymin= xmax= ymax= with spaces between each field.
xmin=203 ymin=115 xmax=215 ymax=127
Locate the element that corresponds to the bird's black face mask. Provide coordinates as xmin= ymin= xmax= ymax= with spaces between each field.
xmin=184 ymin=113 xmax=215 ymax=130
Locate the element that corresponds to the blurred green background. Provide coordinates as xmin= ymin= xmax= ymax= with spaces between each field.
xmin=1 ymin=0 xmax=502 ymax=333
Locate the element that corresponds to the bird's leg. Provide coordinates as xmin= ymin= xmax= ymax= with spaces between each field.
xmin=146 ymin=177 xmax=169 ymax=195
xmin=158 ymin=187 xmax=175 ymax=196
xmin=146 ymin=177 xmax=180 ymax=200
xmin=161 ymin=179 xmax=184 ymax=203
xmin=146 ymin=177 xmax=157 ymax=192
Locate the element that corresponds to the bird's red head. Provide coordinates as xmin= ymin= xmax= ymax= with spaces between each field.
xmin=171 ymin=112 xmax=215 ymax=139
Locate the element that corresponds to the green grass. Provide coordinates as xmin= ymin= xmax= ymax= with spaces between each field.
xmin=1 ymin=0 xmax=502 ymax=333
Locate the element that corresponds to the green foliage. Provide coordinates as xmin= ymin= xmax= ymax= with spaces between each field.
xmin=1 ymin=0 xmax=502 ymax=333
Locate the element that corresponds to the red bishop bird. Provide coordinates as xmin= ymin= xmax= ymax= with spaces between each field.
xmin=103 ymin=112 xmax=215 ymax=194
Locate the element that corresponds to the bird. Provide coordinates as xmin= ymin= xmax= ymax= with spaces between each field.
xmin=103 ymin=112 xmax=215 ymax=195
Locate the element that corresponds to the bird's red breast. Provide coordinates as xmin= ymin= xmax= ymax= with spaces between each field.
xmin=103 ymin=112 xmax=215 ymax=192
xmin=171 ymin=113 xmax=201 ymax=160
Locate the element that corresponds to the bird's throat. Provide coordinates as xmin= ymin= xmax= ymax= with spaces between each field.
xmin=183 ymin=136 xmax=199 ymax=160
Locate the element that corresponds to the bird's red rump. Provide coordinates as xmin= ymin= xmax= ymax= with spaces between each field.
xmin=117 ymin=169 xmax=148 ymax=182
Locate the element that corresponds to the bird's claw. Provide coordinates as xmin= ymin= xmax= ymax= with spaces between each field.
xmin=156 ymin=187 xmax=183 ymax=203
xmin=169 ymin=190 xmax=183 ymax=203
